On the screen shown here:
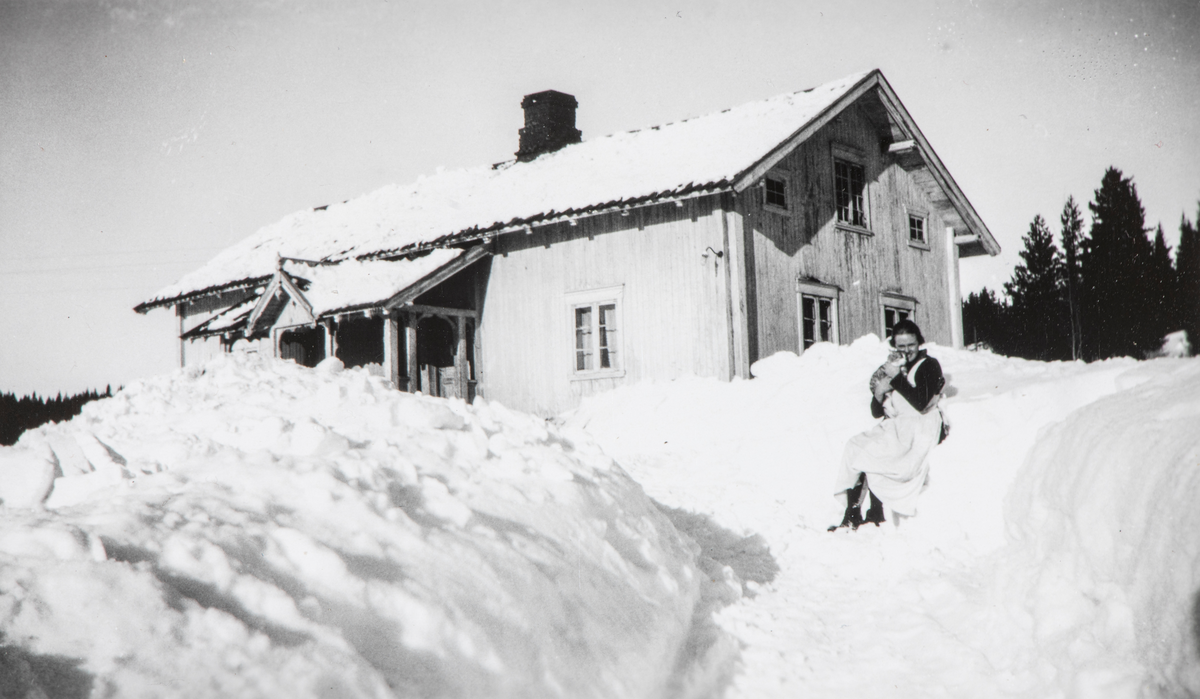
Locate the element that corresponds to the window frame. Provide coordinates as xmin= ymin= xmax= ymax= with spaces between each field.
xmin=880 ymin=292 xmax=917 ymax=341
xmin=796 ymin=279 xmax=841 ymax=354
xmin=831 ymin=143 xmax=870 ymax=234
xmin=762 ymin=170 xmax=791 ymax=215
xmin=906 ymin=206 xmax=930 ymax=250
xmin=566 ymin=285 xmax=625 ymax=380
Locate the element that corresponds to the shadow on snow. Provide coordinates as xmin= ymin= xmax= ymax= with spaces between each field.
xmin=653 ymin=500 xmax=780 ymax=699
xmin=0 ymin=634 xmax=93 ymax=699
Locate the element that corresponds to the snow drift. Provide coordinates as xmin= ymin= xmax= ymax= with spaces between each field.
xmin=999 ymin=360 xmax=1200 ymax=697
xmin=0 ymin=355 xmax=700 ymax=698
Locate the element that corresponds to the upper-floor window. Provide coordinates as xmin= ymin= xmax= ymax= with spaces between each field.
xmin=834 ymin=158 xmax=867 ymax=228
xmin=764 ymin=173 xmax=789 ymax=212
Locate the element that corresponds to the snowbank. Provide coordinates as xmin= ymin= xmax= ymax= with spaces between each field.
xmin=0 ymin=355 xmax=700 ymax=697
xmin=998 ymin=359 xmax=1200 ymax=697
xmin=566 ymin=337 xmax=1199 ymax=698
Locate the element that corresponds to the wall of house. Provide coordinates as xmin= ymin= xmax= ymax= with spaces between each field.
xmin=181 ymin=335 xmax=272 ymax=365
xmin=181 ymin=335 xmax=226 ymax=366
xmin=479 ymin=195 xmax=731 ymax=416
xmin=739 ymin=102 xmax=956 ymax=361
xmin=230 ymin=337 xmax=271 ymax=356
xmin=178 ymin=287 xmax=260 ymax=367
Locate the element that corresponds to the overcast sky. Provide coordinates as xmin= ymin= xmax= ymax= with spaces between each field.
xmin=2 ymin=0 xmax=1198 ymax=397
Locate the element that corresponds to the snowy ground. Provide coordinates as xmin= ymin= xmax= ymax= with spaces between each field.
xmin=566 ymin=338 xmax=1200 ymax=699
xmin=0 ymin=340 xmax=1197 ymax=698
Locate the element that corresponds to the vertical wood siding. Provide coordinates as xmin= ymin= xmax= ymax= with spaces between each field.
xmin=182 ymin=334 xmax=269 ymax=363
xmin=181 ymin=336 xmax=226 ymax=365
xmin=741 ymin=102 xmax=955 ymax=361
xmin=480 ymin=195 xmax=730 ymax=416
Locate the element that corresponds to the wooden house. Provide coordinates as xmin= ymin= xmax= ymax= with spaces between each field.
xmin=136 ymin=70 xmax=999 ymax=416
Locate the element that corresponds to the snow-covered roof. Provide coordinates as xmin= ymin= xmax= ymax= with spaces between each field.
xmin=138 ymin=70 xmax=876 ymax=312
xmin=181 ymin=295 xmax=258 ymax=339
xmin=184 ymin=249 xmax=470 ymax=338
xmin=289 ymin=249 xmax=466 ymax=317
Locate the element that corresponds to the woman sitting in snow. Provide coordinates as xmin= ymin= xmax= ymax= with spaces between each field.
xmin=829 ymin=320 xmax=946 ymax=531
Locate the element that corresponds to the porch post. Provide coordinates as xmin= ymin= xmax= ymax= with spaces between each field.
xmin=323 ymin=319 xmax=337 ymax=361
xmin=405 ymin=314 xmax=420 ymax=393
xmin=383 ymin=313 xmax=402 ymax=389
xmin=177 ymin=305 xmax=186 ymax=368
xmin=454 ymin=315 xmax=468 ymax=400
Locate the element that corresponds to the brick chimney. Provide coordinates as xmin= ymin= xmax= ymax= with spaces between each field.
xmin=516 ymin=90 xmax=581 ymax=162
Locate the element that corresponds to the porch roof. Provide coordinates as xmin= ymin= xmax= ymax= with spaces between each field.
xmin=289 ymin=248 xmax=466 ymax=318
xmin=183 ymin=248 xmax=473 ymax=339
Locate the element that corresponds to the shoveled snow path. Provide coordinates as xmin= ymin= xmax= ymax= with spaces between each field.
xmin=566 ymin=339 xmax=1193 ymax=698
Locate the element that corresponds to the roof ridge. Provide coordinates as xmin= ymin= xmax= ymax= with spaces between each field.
xmin=584 ymin=70 xmax=874 ymax=146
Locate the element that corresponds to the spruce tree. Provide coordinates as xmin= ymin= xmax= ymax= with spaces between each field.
xmin=1060 ymin=197 xmax=1084 ymax=360
xmin=1082 ymin=167 xmax=1155 ymax=359
xmin=1004 ymin=214 xmax=1067 ymax=360
xmin=1147 ymin=225 xmax=1177 ymax=343
xmin=1178 ymin=208 xmax=1200 ymax=354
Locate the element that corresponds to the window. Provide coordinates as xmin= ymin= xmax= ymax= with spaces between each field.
xmin=880 ymin=293 xmax=917 ymax=341
xmin=567 ymin=285 xmax=624 ymax=378
xmin=802 ymin=296 xmax=834 ymax=349
xmin=883 ymin=306 xmax=910 ymax=339
xmin=796 ymin=279 xmax=840 ymax=353
xmin=908 ymin=214 xmax=926 ymax=244
xmin=834 ymin=159 xmax=867 ymax=228
xmin=574 ymin=304 xmax=618 ymax=370
xmin=764 ymin=173 xmax=788 ymax=212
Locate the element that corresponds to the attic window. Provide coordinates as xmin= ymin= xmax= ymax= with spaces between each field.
xmin=908 ymin=214 xmax=926 ymax=243
xmin=907 ymin=211 xmax=931 ymax=251
xmin=763 ymin=173 xmax=789 ymax=212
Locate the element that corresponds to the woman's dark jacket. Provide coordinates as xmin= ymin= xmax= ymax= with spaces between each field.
xmin=870 ymin=350 xmax=945 ymax=419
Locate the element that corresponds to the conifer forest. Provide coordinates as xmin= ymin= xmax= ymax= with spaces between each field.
xmin=0 ymin=386 xmax=113 ymax=446
xmin=964 ymin=167 xmax=1199 ymax=361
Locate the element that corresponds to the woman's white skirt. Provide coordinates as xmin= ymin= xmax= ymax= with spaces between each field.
xmin=834 ymin=402 xmax=943 ymax=516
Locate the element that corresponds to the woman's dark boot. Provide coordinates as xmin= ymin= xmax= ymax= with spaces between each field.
xmin=828 ymin=474 xmax=866 ymax=531
xmin=864 ymin=492 xmax=886 ymax=526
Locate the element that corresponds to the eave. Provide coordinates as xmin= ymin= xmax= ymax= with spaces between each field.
xmin=731 ymin=69 xmax=1000 ymax=258
xmin=870 ymin=74 xmax=1000 ymax=257
xmin=134 ymin=275 xmax=272 ymax=315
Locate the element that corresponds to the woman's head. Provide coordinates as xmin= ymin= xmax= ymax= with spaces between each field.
xmin=889 ymin=319 xmax=925 ymax=361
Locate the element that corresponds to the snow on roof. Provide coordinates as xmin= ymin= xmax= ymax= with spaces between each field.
xmin=288 ymin=248 xmax=465 ymax=317
xmin=140 ymin=70 xmax=873 ymax=310
xmin=181 ymin=295 xmax=259 ymax=338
